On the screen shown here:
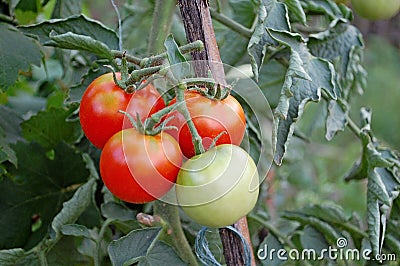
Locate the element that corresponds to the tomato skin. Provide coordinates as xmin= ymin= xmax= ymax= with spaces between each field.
xmin=79 ymin=73 xmax=165 ymax=149
xmin=351 ymin=0 xmax=400 ymax=20
xmin=175 ymin=144 xmax=259 ymax=228
xmin=100 ymin=128 xmax=182 ymax=203
xmin=165 ymin=91 xmax=246 ymax=158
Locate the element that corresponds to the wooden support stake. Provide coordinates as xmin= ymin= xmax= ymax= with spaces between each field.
xmin=177 ymin=1 xmax=256 ymax=265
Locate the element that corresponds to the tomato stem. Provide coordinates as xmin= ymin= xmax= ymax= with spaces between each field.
xmin=147 ymin=0 xmax=176 ymax=54
xmin=174 ymin=81 xmax=205 ymax=155
xmin=182 ymin=77 xmax=231 ymax=100
xmin=111 ymin=40 xmax=204 ymax=67
xmin=209 ymin=8 xmax=253 ymax=39
xmin=145 ymin=103 xmax=179 ymax=135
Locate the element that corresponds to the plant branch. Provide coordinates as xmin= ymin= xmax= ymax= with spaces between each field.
xmin=248 ymin=214 xmax=296 ymax=249
xmin=174 ymin=82 xmax=205 ymax=155
xmin=209 ymin=8 xmax=252 ymax=39
xmin=111 ymin=40 xmax=204 ymax=67
xmin=337 ymin=98 xmax=363 ymax=138
xmin=322 ymin=94 xmax=362 ymax=138
xmin=153 ymin=202 xmax=199 ymax=265
xmin=148 ymin=0 xmax=177 ymax=54
xmin=0 ymin=14 xmax=17 ymax=25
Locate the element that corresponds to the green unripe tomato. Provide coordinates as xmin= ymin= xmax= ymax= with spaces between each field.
xmin=175 ymin=144 xmax=259 ymax=228
xmin=351 ymin=0 xmax=400 ymax=20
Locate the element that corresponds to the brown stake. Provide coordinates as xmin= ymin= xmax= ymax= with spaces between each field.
xmin=177 ymin=1 xmax=256 ymax=265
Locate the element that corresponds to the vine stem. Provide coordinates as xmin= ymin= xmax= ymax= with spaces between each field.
xmin=153 ymin=203 xmax=199 ymax=266
xmin=147 ymin=0 xmax=177 ymax=54
xmin=174 ymin=82 xmax=205 ymax=155
xmin=209 ymin=8 xmax=252 ymax=39
xmin=111 ymin=40 xmax=204 ymax=67
xmin=248 ymin=214 xmax=296 ymax=249
xmin=324 ymin=95 xmax=362 ymax=139
xmin=338 ymin=98 xmax=363 ymax=138
xmin=94 ymin=218 xmax=113 ymax=266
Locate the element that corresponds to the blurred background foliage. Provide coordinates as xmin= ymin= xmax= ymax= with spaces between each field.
xmin=3 ymin=0 xmax=400 ymax=221
xmin=1 ymin=1 xmax=399 ymax=260
xmin=262 ymin=12 xmax=400 ymax=222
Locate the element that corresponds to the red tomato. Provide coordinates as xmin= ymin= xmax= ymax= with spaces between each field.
xmin=165 ymin=91 xmax=246 ymax=158
xmin=79 ymin=73 xmax=165 ymax=149
xmin=100 ymin=128 xmax=182 ymax=203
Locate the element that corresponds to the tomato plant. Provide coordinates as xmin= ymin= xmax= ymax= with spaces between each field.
xmin=2 ymin=0 xmax=400 ymax=265
xmin=100 ymin=128 xmax=182 ymax=203
xmin=351 ymin=0 xmax=400 ymax=20
xmin=165 ymin=91 xmax=246 ymax=158
xmin=175 ymin=144 xmax=259 ymax=228
xmin=79 ymin=72 xmax=165 ymax=149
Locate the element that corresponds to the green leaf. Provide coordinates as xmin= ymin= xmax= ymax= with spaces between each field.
xmin=108 ymin=227 xmax=160 ymax=266
xmin=300 ymin=0 xmax=352 ymax=20
xmin=138 ymin=241 xmax=188 ymax=266
xmin=282 ymin=212 xmax=341 ymax=245
xmin=283 ymin=0 xmax=306 ymax=25
xmin=108 ymin=227 xmax=186 ymax=266
xmin=0 ymin=105 xmax=23 ymax=144
xmin=164 ymin=34 xmax=193 ymax=81
xmin=247 ymin=0 xmax=290 ymax=81
xmin=46 ymin=31 xmax=113 ymax=59
xmin=46 ymin=235 xmax=92 ymax=266
xmin=13 ymin=0 xmax=38 ymax=12
xmin=269 ymin=30 xmax=336 ymax=165
xmin=50 ymin=178 xmax=97 ymax=242
xmin=300 ymin=226 xmax=330 ymax=261
xmin=258 ymin=233 xmax=284 ymax=266
xmin=300 ymin=204 xmax=348 ymax=224
xmin=258 ymin=60 xmax=286 ymax=108
xmin=60 ymin=224 xmax=92 ymax=239
xmin=308 ymin=20 xmax=366 ymax=100
xmin=0 ymin=22 xmax=42 ymax=90
xmin=21 ymin=106 xmax=81 ymax=149
xmin=0 ymin=105 xmax=23 ymax=168
xmin=19 ymin=14 xmax=119 ymax=50
xmin=344 ymin=108 xmax=400 ymax=255
xmin=325 ymin=100 xmax=348 ymax=141
xmin=68 ymin=66 xmax=108 ymax=103
xmin=0 ymin=127 xmax=17 ymax=168
xmin=101 ymin=202 xmax=136 ymax=222
xmin=52 ymin=0 xmax=82 ymax=18
xmin=217 ymin=0 xmax=257 ymax=66
xmin=121 ymin=1 xmax=154 ymax=52
xmin=0 ymin=142 xmax=90 ymax=249
xmin=0 ymin=248 xmax=40 ymax=266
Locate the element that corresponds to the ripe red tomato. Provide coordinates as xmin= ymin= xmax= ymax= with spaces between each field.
xmin=165 ymin=91 xmax=246 ymax=158
xmin=100 ymin=128 xmax=182 ymax=203
xmin=176 ymin=144 xmax=259 ymax=228
xmin=79 ymin=73 xmax=165 ymax=149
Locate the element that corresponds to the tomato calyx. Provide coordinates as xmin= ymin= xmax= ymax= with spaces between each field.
xmin=106 ymin=54 xmax=163 ymax=93
xmin=182 ymin=77 xmax=231 ymax=100
xmin=119 ymin=102 xmax=178 ymax=136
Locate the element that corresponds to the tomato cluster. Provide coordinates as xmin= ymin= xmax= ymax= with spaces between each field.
xmin=79 ymin=73 xmax=259 ymax=227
